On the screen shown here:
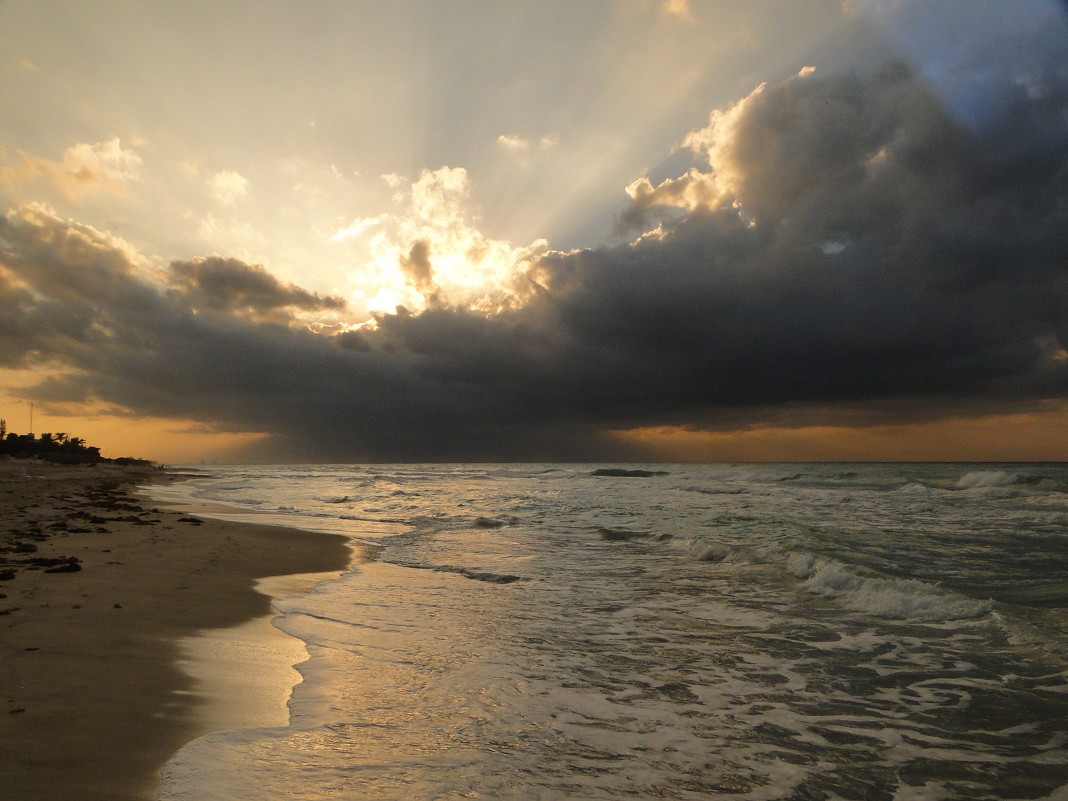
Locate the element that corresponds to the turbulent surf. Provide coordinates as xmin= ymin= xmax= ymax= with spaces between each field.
xmin=150 ymin=463 xmax=1068 ymax=801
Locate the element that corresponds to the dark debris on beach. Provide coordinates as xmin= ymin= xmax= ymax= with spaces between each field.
xmin=0 ymin=477 xmax=165 ymax=590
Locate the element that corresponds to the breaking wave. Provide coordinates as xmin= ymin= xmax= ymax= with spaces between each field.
xmin=956 ymin=470 xmax=1019 ymax=489
xmin=786 ymin=551 xmax=991 ymax=621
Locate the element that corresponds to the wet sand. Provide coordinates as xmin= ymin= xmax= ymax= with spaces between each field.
xmin=0 ymin=460 xmax=351 ymax=801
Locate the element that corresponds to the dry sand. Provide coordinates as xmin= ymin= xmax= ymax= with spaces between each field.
xmin=0 ymin=459 xmax=351 ymax=801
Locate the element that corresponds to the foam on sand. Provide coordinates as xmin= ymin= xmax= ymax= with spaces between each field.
xmin=173 ymin=572 xmax=342 ymax=735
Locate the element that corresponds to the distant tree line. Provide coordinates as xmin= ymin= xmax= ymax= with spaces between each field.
xmin=0 ymin=424 xmax=152 ymax=466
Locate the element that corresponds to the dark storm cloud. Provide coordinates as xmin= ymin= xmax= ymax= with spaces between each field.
xmin=0 ymin=208 xmax=165 ymax=369
xmin=577 ymin=62 xmax=1068 ymax=411
xmin=2 ymin=61 xmax=1067 ymax=460
xmin=169 ymin=256 xmax=346 ymax=318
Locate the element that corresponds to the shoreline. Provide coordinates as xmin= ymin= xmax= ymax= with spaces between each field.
xmin=0 ymin=460 xmax=352 ymax=801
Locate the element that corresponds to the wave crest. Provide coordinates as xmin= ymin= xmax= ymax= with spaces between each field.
xmin=787 ymin=552 xmax=990 ymax=622
xmin=956 ymin=470 xmax=1018 ymax=489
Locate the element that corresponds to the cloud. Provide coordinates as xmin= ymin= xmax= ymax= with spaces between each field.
xmin=169 ymin=256 xmax=346 ymax=321
xmin=497 ymin=133 xmax=559 ymax=154
xmin=409 ymin=166 xmax=469 ymax=225
xmin=331 ymin=215 xmax=384 ymax=243
xmin=618 ymin=79 xmax=778 ymax=234
xmin=62 ymin=139 xmax=142 ymax=185
xmin=497 ymin=134 xmax=529 ymax=151
xmin=599 ymin=61 xmax=1068 ymax=413
xmin=0 ymin=203 xmax=160 ymax=370
xmin=661 ymin=0 xmax=695 ymax=23
xmin=208 ymin=170 xmax=250 ymax=204
xmin=621 ymin=80 xmax=769 ymax=233
xmin=0 ymin=204 xmax=344 ymax=366
xmin=398 ymin=240 xmax=434 ymax=293
xmin=336 ymin=166 xmax=549 ymax=315
xmin=0 ymin=138 xmax=142 ymax=205
xmin=1 ymin=61 xmax=1066 ymax=461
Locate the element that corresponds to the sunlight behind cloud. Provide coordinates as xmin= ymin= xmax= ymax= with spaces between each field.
xmin=4 ymin=1 xmax=1064 ymax=463
xmin=622 ymin=80 xmax=768 ymax=232
xmin=0 ymin=2 xmax=862 ymax=330
xmin=335 ymin=167 xmax=548 ymax=316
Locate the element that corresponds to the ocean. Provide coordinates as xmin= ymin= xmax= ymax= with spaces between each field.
xmin=146 ymin=463 xmax=1068 ymax=801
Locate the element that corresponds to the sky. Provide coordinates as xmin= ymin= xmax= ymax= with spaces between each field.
xmin=1 ymin=0 xmax=1067 ymax=463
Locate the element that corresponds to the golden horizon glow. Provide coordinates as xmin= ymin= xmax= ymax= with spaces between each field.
xmin=0 ymin=368 xmax=266 ymax=464
xmin=613 ymin=405 xmax=1068 ymax=463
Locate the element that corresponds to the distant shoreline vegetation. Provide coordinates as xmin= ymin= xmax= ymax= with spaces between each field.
xmin=0 ymin=425 xmax=152 ymax=466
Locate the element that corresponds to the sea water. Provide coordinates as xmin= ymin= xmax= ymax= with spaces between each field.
xmin=148 ymin=463 xmax=1068 ymax=800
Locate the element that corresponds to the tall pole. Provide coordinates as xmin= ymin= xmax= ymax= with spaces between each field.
xmin=29 ymin=402 xmax=33 ymax=436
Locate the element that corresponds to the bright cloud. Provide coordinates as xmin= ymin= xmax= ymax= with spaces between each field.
xmin=409 ymin=166 xmax=469 ymax=225
xmin=679 ymin=81 xmax=767 ymax=194
xmin=0 ymin=138 xmax=142 ymax=205
xmin=208 ymin=170 xmax=250 ymax=205
xmin=620 ymin=80 xmax=770 ymax=233
xmin=662 ymin=0 xmax=695 ymax=23
xmin=497 ymin=133 xmax=559 ymax=153
xmin=335 ymin=167 xmax=548 ymax=315
xmin=497 ymin=135 xmax=529 ymax=151
xmin=331 ymin=215 xmax=384 ymax=243
xmin=63 ymin=139 xmax=142 ymax=185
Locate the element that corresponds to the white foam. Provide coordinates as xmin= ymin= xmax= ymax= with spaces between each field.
xmin=787 ymin=552 xmax=990 ymax=621
xmin=676 ymin=537 xmax=730 ymax=561
xmin=956 ymin=470 xmax=1018 ymax=489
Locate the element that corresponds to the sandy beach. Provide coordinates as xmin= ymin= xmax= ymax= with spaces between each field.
xmin=0 ymin=459 xmax=351 ymax=801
